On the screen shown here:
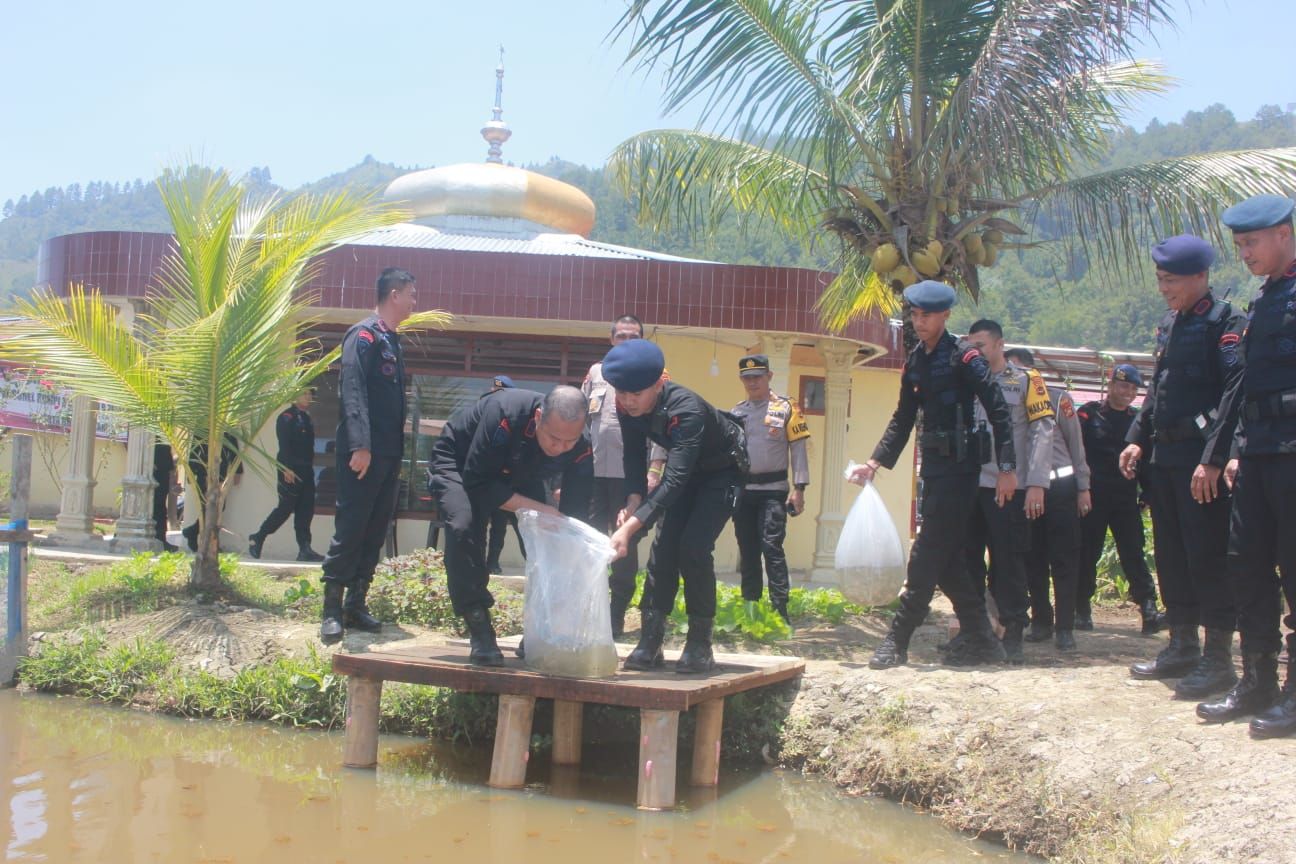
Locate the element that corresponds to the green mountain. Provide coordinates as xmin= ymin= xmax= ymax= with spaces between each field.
xmin=3 ymin=103 xmax=1293 ymax=352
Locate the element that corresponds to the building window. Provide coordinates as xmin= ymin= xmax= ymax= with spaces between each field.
xmin=799 ymin=376 xmax=826 ymax=415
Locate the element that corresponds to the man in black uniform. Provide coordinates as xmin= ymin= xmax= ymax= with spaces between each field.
xmin=605 ymin=339 xmax=747 ymax=674
xmin=1075 ymin=365 xmax=1162 ymax=634
xmin=152 ymin=440 xmax=177 ymax=552
xmin=319 ymin=268 xmax=416 ymax=644
xmin=848 ymin=281 xmax=1017 ymax=670
xmin=1197 ymin=194 xmax=1296 ymax=737
xmin=1120 ymin=235 xmax=1245 ymax=699
xmin=480 ymin=375 xmax=527 ymax=574
xmin=427 ymin=385 xmax=594 ymax=665
xmin=248 ymin=390 xmax=323 ymax=562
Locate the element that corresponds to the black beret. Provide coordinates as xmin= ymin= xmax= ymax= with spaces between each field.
xmin=1151 ymin=234 xmax=1215 ymax=275
xmin=601 ymin=339 xmax=665 ymax=392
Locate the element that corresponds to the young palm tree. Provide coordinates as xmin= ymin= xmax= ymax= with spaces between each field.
xmin=610 ymin=0 xmax=1296 ymax=331
xmin=3 ymin=168 xmax=446 ymax=587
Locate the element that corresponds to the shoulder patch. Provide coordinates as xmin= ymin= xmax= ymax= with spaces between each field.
xmin=786 ymin=404 xmax=811 ymax=442
xmin=281 ymin=411 xmax=293 ymax=419
xmin=1060 ymin=395 xmax=1075 ymax=419
xmin=961 ymin=348 xmax=981 ymax=365
xmin=1219 ymin=332 xmax=1240 ymax=347
xmin=665 ymin=415 xmax=681 ymax=441
xmin=1024 ymin=370 xmax=1055 ymax=422
xmin=1192 ymin=297 xmax=1213 ymax=316
xmin=572 ymin=445 xmax=592 ymax=464
xmin=357 ymin=329 xmax=375 ymax=344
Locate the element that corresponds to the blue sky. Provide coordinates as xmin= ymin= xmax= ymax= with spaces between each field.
xmin=2 ymin=0 xmax=1293 ymax=206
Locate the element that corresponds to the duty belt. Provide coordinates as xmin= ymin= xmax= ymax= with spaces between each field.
xmin=1244 ymin=388 xmax=1296 ymax=422
xmin=1155 ymin=411 xmax=1215 ymax=443
xmin=746 ymin=470 xmax=787 ymax=485
xmin=1049 ymin=465 xmax=1075 ymax=480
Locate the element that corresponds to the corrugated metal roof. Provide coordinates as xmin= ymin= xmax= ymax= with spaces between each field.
xmin=347 ymin=223 xmax=707 ymax=262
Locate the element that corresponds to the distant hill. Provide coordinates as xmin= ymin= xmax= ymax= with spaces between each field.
xmin=3 ymin=103 xmax=1293 ymax=352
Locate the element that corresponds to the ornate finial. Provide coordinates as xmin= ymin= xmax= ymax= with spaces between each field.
xmin=481 ymin=46 xmax=512 ymax=163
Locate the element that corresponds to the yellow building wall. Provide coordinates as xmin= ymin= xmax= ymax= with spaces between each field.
xmin=3 ymin=430 xmax=127 ymax=520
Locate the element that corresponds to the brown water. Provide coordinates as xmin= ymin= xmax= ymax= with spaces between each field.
xmin=1 ymin=690 xmax=1033 ymax=863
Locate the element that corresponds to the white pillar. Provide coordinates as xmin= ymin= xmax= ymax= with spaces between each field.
xmin=811 ymin=339 xmax=856 ymax=579
xmin=759 ymin=333 xmax=796 ymax=393
xmin=46 ymin=395 xmax=103 ymax=547
xmin=110 ymin=426 xmax=161 ymax=552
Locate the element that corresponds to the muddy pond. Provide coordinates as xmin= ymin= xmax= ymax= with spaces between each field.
xmin=1 ymin=689 xmax=1032 ymax=863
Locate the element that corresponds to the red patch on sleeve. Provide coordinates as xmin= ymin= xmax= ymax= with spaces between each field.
xmin=358 ymin=330 xmax=374 ymax=343
xmin=1219 ymin=332 xmax=1240 ymax=347
xmin=961 ymin=348 xmax=981 ymax=364
xmin=666 ymin=416 xmax=681 ymax=438
xmin=1061 ymin=396 xmax=1075 ymax=418
xmin=281 ymin=411 xmax=292 ymax=419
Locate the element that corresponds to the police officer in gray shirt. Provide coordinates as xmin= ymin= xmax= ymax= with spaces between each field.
xmin=731 ymin=354 xmax=811 ymax=624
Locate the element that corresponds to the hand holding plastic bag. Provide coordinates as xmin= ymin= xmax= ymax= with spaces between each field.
xmin=833 ymin=461 xmax=906 ymax=606
xmin=517 ymin=509 xmax=619 ymax=678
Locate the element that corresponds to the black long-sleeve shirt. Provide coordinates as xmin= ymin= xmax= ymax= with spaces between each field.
xmin=275 ymin=405 xmax=315 ymax=472
xmin=1078 ymin=400 xmax=1139 ymax=492
xmin=337 ymin=314 xmax=406 ymax=457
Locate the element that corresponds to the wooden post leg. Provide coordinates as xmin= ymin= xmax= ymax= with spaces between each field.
xmin=552 ymin=700 xmax=583 ymax=766
xmin=490 ymin=694 xmax=536 ymax=789
xmin=637 ymin=708 xmax=680 ymax=810
xmin=690 ymin=699 xmax=724 ymax=787
xmin=342 ymin=677 xmax=383 ymax=768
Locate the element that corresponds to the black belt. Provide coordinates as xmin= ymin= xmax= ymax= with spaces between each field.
xmin=746 ymin=470 xmax=787 ymax=484
xmin=1155 ymin=412 xmax=1214 ymax=443
xmin=1244 ymin=389 xmax=1296 ymax=421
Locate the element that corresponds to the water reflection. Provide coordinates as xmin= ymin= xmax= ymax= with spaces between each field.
xmin=1 ymin=690 xmax=1031 ymax=863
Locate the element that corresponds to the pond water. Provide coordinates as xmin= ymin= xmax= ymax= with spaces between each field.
xmin=1 ymin=689 xmax=1033 ymax=863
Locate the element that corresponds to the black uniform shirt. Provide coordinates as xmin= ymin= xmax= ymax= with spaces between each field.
xmin=276 ymin=405 xmax=315 ymax=473
xmin=872 ymin=330 xmax=1016 ymax=478
xmin=1208 ymin=263 xmax=1296 ymax=459
xmin=1128 ymin=292 xmax=1246 ymax=467
xmin=619 ymin=380 xmax=743 ymax=527
xmin=429 ymin=388 xmax=593 ymax=519
xmin=337 ymin=314 xmax=406 ymax=457
xmin=1078 ymin=400 xmax=1138 ymax=492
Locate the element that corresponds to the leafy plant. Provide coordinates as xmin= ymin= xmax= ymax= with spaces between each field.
xmin=1094 ymin=509 xmax=1154 ymax=602
xmin=366 ymin=547 xmax=524 ymax=635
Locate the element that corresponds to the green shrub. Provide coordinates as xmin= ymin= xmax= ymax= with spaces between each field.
xmin=367 ymin=547 xmax=523 ymax=635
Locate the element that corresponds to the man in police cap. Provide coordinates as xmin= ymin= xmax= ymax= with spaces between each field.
xmin=605 ymin=339 xmax=747 ymax=674
xmin=427 ymin=385 xmax=594 ymax=665
xmin=1076 ymin=364 xmax=1162 ymax=634
xmin=319 ymin=267 xmax=416 ymax=643
xmin=849 ymin=281 xmax=1017 ymax=670
xmin=731 ymin=353 xmax=811 ymax=624
xmin=1197 ymin=194 xmax=1296 ymax=737
xmin=1120 ymin=235 xmax=1245 ymax=699
xmin=481 ymin=375 xmax=526 ymax=574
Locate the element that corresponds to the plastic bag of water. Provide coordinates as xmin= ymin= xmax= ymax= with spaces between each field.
xmin=517 ymin=509 xmax=620 ymax=678
xmin=833 ymin=462 xmax=907 ymax=606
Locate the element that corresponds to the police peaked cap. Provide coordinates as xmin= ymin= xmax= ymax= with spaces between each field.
xmin=1110 ymin=363 xmax=1143 ymax=387
xmin=738 ymin=354 xmax=771 ymax=376
xmin=903 ymin=280 xmax=957 ymax=312
xmin=1151 ymin=234 xmax=1215 ymax=275
xmin=601 ymin=339 xmax=665 ymax=392
xmin=1222 ymin=194 xmax=1296 ymax=233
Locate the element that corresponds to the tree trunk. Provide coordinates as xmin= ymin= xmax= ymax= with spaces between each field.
xmin=189 ymin=455 xmax=225 ymax=590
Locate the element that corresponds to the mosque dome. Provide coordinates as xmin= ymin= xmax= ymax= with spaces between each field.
xmin=381 ymin=52 xmax=596 ymax=238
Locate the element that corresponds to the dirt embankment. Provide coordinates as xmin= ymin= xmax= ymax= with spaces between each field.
xmin=41 ymin=596 xmax=1296 ymax=863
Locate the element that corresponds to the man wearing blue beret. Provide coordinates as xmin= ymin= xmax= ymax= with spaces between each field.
xmin=848 ymin=280 xmax=1017 ymax=669
xmin=1120 ymin=234 xmax=1245 ymax=700
xmin=1075 ymin=364 xmax=1163 ymax=636
xmin=1198 ymin=194 xmax=1296 ymax=737
xmin=604 ymin=339 xmax=748 ymax=674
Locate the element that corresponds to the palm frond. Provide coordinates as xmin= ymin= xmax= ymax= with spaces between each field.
xmin=815 ymin=254 xmax=901 ymax=332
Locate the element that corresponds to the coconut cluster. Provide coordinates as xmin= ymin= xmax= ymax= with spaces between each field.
xmin=870 ymin=229 xmax=1004 ymax=291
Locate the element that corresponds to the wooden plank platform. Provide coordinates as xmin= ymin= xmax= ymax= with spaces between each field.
xmin=332 ymin=641 xmax=804 ymax=810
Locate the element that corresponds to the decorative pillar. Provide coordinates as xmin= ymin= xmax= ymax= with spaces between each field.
xmin=811 ymin=339 xmax=856 ymax=578
xmin=759 ymin=333 xmax=796 ymax=396
xmin=110 ymin=426 xmax=161 ymax=552
xmin=47 ymin=395 xmax=103 ymax=547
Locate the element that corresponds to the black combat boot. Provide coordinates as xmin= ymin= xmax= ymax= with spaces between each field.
xmin=1139 ymin=597 xmax=1166 ymax=636
xmin=677 ymin=617 xmax=717 ymax=674
xmin=463 ymin=606 xmax=505 ymax=667
xmin=182 ymin=522 xmax=198 ymax=552
xmin=773 ymin=600 xmax=791 ymax=626
xmin=319 ymin=582 xmax=345 ymax=644
xmin=945 ymin=619 xmax=1008 ymax=667
xmin=1055 ymin=629 xmax=1077 ymax=652
xmin=1074 ymin=598 xmax=1094 ymax=631
xmin=1174 ymin=628 xmax=1237 ymax=698
xmin=624 ymin=609 xmax=666 ymax=671
xmin=297 ymin=544 xmax=324 ymax=563
xmin=247 ymin=532 xmax=264 ymax=559
xmin=343 ymin=582 xmax=383 ymax=633
xmin=1024 ymin=621 xmax=1054 ymax=643
xmin=1130 ymin=625 xmax=1200 ymax=679
xmin=870 ymin=618 xmax=914 ymax=670
xmin=1250 ymin=656 xmax=1296 ymax=739
xmin=1196 ymin=651 xmax=1279 ymax=723
xmin=1001 ymin=622 xmax=1025 ymax=665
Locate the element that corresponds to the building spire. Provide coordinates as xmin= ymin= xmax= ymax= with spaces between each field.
xmin=481 ymin=46 xmax=512 ymax=163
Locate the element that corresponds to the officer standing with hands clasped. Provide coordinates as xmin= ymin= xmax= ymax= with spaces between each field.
xmin=731 ymin=354 xmax=811 ymax=625
xmin=1120 ymin=236 xmax=1244 ymax=700
xmin=605 ymin=339 xmax=748 ymax=675
xmin=1197 ymin=194 xmax=1296 ymax=737
xmin=1075 ymin=365 xmax=1163 ymax=634
xmin=319 ymin=267 xmax=416 ymax=644
xmin=849 ymin=281 xmax=1017 ymax=670
xmin=248 ymin=389 xmax=324 ymax=562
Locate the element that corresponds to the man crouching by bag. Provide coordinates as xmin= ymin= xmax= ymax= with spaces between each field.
xmin=606 ymin=340 xmax=747 ymax=675
xmin=428 ymin=385 xmax=594 ymax=666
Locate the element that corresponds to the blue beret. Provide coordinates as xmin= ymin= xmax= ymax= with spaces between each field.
xmin=1111 ymin=364 xmax=1143 ymax=387
xmin=1151 ymin=234 xmax=1215 ymax=275
xmin=492 ymin=374 xmax=515 ymax=389
xmin=602 ymin=339 xmax=665 ymax=392
xmin=903 ymin=280 xmax=957 ymax=312
xmin=1222 ymin=194 xmax=1296 ymax=233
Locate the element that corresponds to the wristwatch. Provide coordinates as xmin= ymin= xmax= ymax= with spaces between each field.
xmin=998 ymin=463 xmax=1016 ymax=473
xmin=794 ymin=483 xmax=807 ymax=492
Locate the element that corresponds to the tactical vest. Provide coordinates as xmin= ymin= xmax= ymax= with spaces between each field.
xmin=906 ymin=336 xmax=975 ymax=432
xmin=1242 ymin=273 xmax=1296 ymax=398
xmin=1151 ymin=297 xmax=1230 ymax=433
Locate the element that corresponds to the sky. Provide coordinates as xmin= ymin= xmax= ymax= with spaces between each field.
xmin=1 ymin=0 xmax=1293 ymax=207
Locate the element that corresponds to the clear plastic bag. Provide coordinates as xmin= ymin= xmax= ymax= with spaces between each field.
xmin=833 ymin=461 xmax=907 ymax=606
xmin=517 ymin=509 xmax=619 ymax=678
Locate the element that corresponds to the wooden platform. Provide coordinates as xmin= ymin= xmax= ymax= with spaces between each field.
xmin=332 ymin=642 xmax=804 ymax=810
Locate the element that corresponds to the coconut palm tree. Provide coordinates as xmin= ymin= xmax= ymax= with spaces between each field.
xmin=2 ymin=167 xmax=446 ymax=587
xmin=609 ymin=0 xmax=1296 ymax=331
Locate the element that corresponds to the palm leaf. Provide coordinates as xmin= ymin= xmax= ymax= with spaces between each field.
xmin=815 ymin=254 xmax=901 ymax=331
